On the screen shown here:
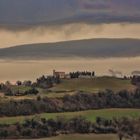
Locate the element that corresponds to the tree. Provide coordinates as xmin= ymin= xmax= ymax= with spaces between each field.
xmin=4 ymin=88 xmax=13 ymax=96
xmin=5 ymin=81 xmax=11 ymax=86
xmin=23 ymin=80 xmax=32 ymax=86
xmin=0 ymin=130 xmax=8 ymax=138
xmin=16 ymin=81 xmax=22 ymax=86
xmin=92 ymin=71 xmax=95 ymax=77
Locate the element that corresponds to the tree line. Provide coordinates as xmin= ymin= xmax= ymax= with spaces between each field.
xmin=69 ymin=71 xmax=95 ymax=78
xmin=0 ymin=115 xmax=139 ymax=139
xmin=0 ymin=75 xmax=61 ymax=96
xmin=0 ymin=89 xmax=140 ymax=116
xmin=0 ymin=116 xmax=116 ymax=139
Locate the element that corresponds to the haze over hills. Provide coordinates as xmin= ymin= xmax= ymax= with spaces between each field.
xmin=0 ymin=38 xmax=140 ymax=59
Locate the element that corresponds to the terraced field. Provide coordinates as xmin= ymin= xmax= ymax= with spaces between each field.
xmin=0 ymin=109 xmax=140 ymax=125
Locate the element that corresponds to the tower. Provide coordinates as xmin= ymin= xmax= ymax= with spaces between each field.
xmin=53 ymin=70 xmax=56 ymax=76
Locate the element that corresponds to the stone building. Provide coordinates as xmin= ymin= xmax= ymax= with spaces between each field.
xmin=53 ymin=70 xmax=65 ymax=79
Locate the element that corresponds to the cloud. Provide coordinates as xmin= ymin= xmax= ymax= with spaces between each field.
xmin=0 ymin=23 xmax=140 ymax=48
xmin=0 ymin=0 xmax=140 ymax=48
xmin=0 ymin=0 xmax=78 ymax=24
xmin=0 ymin=0 xmax=140 ymax=27
xmin=79 ymin=0 xmax=110 ymax=10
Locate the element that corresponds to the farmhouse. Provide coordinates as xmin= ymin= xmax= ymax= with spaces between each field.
xmin=53 ymin=70 xmax=65 ymax=79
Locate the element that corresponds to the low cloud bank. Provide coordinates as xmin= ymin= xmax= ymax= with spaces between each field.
xmin=0 ymin=23 xmax=140 ymax=48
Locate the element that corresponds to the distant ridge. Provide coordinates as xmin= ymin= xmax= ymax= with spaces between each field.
xmin=0 ymin=38 xmax=140 ymax=59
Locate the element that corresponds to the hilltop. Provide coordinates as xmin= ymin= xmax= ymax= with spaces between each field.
xmin=50 ymin=76 xmax=135 ymax=94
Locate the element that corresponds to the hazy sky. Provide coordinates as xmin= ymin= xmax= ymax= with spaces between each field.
xmin=0 ymin=0 xmax=140 ymax=48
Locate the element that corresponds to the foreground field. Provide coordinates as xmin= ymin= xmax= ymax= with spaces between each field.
xmin=30 ymin=134 xmax=118 ymax=140
xmin=51 ymin=77 xmax=135 ymax=93
xmin=1 ymin=109 xmax=140 ymax=124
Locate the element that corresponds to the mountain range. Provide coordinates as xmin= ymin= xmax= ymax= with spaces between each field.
xmin=0 ymin=38 xmax=140 ymax=59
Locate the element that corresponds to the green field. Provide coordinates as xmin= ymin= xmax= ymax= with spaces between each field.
xmin=0 ymin=109 xmax=140 ymax=125
xmin=11 ymin=85 xmax=32 ymax=92
xmin=51 ymin=77 xmax=135 ymax=93
xmin=29 ymin=134 xmax=118 ymax=140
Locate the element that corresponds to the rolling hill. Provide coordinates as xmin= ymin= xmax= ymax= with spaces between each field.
xmin=0 ymin=38 xmax=140 ymax=59
xmin=50 ymin=77 xmax=135 ymax=93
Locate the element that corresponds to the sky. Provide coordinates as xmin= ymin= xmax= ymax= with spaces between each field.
xmin=0 ymin=0 xmax=140 ymax=48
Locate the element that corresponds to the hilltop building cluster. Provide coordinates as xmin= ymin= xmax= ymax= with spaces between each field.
xmin=53 ymin=70 xmax=95 ymax=79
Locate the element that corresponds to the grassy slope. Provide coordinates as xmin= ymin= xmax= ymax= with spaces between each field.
xmin=31 ymin=134 xmax=118 ymax=140
xmin=1 ymin=77 xmax=135 ymax=99
xmin=0 ymin=109 xmax=140 ymax=125
xmin=10 ymin=85 xmax=32 ymax=93
xmin=51 ymin=77 xmax=135 ymax=93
